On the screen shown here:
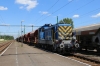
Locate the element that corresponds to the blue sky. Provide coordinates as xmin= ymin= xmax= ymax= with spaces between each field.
xmin=0 ymin=0 xmax=100 ymax=38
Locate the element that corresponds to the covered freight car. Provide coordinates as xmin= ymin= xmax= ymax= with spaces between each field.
xmin=30 ymin=30 xmax=38 ymax=45
xmin=23 ymin=34 xmax=29 ymax=43
xmin=30 ymin=31 xmax=35 ymax=45
xmin=74 ymin=24 xmax=100 ymax=52
xmin=27 ymin=32 xmax=31 ymax=44
xmin=18 ymin=36 xmax=23 ymax=42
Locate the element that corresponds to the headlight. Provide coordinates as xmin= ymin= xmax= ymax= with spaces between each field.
xmin=60 ymin=44 xmax=64 ymax=48
xmin=74 ymin=43 xmax=80 ymax=48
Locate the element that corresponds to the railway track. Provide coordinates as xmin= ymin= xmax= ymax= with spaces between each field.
xmin=69 ymin=51 xmax=100 ymax=66
xmin=74 ymin=51 xmax=100 ymax=62
xmin=0 ymin=41 xmax=14 ymax=54
xmin=72 ymin=54 xmax=99 ymax=66
xmin=38 ymin=46 xmax=100 ymax=66
xmin=58 ymin=52 xmax=100 ymax=66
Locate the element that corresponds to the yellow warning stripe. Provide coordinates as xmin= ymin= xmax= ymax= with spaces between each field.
xmin=58 ymin=26 xmax=72 ymax=33
xmin=58 ymin=32 xmax=64 ymax=38
xmin=58 ymin=26 xmax=72 ymax=35
xmin=58 ymin=26 xmax=72 ymax=39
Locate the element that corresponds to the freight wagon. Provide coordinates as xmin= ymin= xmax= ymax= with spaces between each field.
xmin=74 ymin=24 xmax=100 ymax=52
xmin=30 ymin=29 xmax=38 ymax=45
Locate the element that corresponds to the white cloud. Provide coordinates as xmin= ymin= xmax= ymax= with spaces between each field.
xmin=91 ymin=13 xmax=100 ymax=18
xmin=39 ymin=11 xmax=51 ymax=16
xmin=0 ymin=6 xmax=8 ymax=10
xmin=73 ymin=14 xmax=79 ymax=18
xmin=20 ymin=6 xmax=24 ymax=9
xmin=68 ymin=0 xmax=73 ymax=1
xmin=39 ymin=11 xmax=49 ymax=15
xmin=15 ymin=0 xmax=38 ymax=11
xmin=47 ymin=14 xmax=51 ymax=16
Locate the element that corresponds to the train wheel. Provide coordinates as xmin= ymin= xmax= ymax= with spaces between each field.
xmin=52 ymin=46 xmax=57 ymax=52
xmin=85 ymin=47 xmax=88 ymax=51
xmin=97 ymin=46 xmax=100 ymax=53
xmin=57 ymin=48 xmax=62 ymax=54
xmin=79 ymin=47 xmax=82 ymax=51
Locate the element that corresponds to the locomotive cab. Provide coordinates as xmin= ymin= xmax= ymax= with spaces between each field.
xmin=52 ymin=24 xmax=80 ymax=53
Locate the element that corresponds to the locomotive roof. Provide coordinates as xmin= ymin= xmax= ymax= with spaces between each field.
xmin=55 ymin=23 xmax=71 ymax=26
xmin=50 ymin=23 xmax=71 ymax=28
xmin=40 ymin=24 xmax=52 ymax=28
xmin=73 ymin=23 xmax=100 ymax=31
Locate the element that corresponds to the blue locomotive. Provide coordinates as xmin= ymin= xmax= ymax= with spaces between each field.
xmin=38 ymin=23 xmax=79 ymax=54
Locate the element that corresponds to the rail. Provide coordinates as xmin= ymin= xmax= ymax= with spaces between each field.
xmin=0 ymin=41 xmax=14 ymax=54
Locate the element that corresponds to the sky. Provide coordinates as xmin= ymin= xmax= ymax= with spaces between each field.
xmin=0 ymin=0 xmax=100 ymax=38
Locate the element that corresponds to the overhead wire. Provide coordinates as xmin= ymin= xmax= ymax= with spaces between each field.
xmin=0 ymin=25 xmax=41 ymax=27
xmin=79 ymin=7 xmax=100 ymax=18
xmin=75 ymin=17 xmax=100 ymax=28
xmin=67 ymin=0 xmax=95 ymax=15
xmin=75 ymin=9 xmax=100 ymax=25
xmin=0 ymin=0 xmax=99 ymax=34
xmin=0 ymin=14 xmax=10 ymax=36
xmin=34 ymin=0 xmax=60 ymax=22
xmin=73 ymin=5 xmax=100 ymax=25
xmin=0 ymin=14 xmax=5 ymax=24
xmin=0 ymin=32 xmax=30 ymax=33
xmin=51 ymin=0 xmax=74 ymax=14
xmin=39 ymin=0 xmax=74 ymax=22
xmin=39 ymin=0 xmax=97 ymax=23
xmin=67 ymin=0 xmax=100 ymax=26
xmin=0 ymin=16 xmax=3 ymax=24
xmin=47 ymin=0 xmax=60 ymax=11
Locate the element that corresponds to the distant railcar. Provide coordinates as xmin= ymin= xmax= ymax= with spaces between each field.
xmin=30 ymin=31 xmax=35 ymax=45
xmin=23 ymin=34 xmax=26 ymax=43
xmin=23 ymin=34 xmax=28 ymax=43
xmin=19 ymin=36 xmax=22 ymax=42
xmin=27 ymin=32 xmax=31 ymax=44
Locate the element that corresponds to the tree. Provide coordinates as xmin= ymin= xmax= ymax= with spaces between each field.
xmin=0 ymin=35 xmax=14 ymax=40
xmin=58 ymin=18 xmax=74 ymax=28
